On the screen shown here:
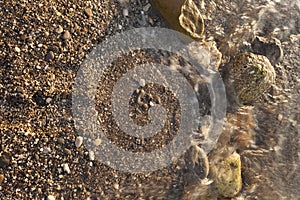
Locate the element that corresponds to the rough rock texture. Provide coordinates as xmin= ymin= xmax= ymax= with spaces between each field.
xmin=210 ymin=152 xmax=242 ymax=198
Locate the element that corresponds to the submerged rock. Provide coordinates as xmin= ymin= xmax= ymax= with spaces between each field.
xmin=225 ymin=52 xmax=276 ymax=104
xmin=151 ymin=0 xmax=204 ymax=40
xmin=210 ymin=151 xmax=242 ymax=198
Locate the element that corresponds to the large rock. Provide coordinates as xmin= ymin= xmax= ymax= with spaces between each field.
xmin=210 ymin=151 xmax=242 ymax=198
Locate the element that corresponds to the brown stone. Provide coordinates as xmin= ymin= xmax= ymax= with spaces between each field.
xmin=0 ymin=174 xmax=4 ymax=185
xmin=45 ymin=51 xmax=55 ymax=61
xmin=84 ymin=8 xmax=93 ymax=18
xmin=0 ymin=154 xmax=11 ymax=168
xmin=62 ymin=30 xmax=71 ymax=40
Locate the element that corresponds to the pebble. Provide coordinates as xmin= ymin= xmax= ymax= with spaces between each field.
xmin=46 ymin=97 xmax=52 ymax=104
xmin=57 ymin=137 xmax=65 ymax=144
xmin=14 ymin=46 xmax=21 ymax=53
xmin=0 ymin=154 xmax=11 ymax=168
xmin=149 ymin=101 xmax=155 ymax=107
xmin=75 ymin=136 xmax=83 ymax=148
xmin=45 ymin=51 xmax=55 ymax=61
xmin=64 ymin=148 xmax=72 ymax=155
xmin=42 ymin=147 xmax=51 ymax=154
xmin=62 ymin=163 xmax=71 ymax=174
xmin=143 ymin=3 xmax=151 ymax=12
xmin=113 ymin=183 xmax=119 ymax=190
xmin=0 ymin=174 xmax=4 ymax=185
xmin=123 ymin=8 xmax=129 ymax=17
xmin=210 ymin=152 xmax=242 ymax=198
xmin=89 ymin=150 xmax=95 ymax=161
xmin=55 ymin=10 xmax=62 ymax=17
xmin=278 ymin=114 xmax=283 ymax=121
xmin=55 ymin=25 xmax=64 ymax=34
xmin=93 ymin=138 xmax=102 ymax=146
xmin=84 ymin=8 xmax=93 ymax=18
xmin=139 ymin=79 xmax=146 ymax=87
xmin=251 ymin=36 xmax=283 ymax=65
xmin=20 ymin=34 xmax=27 ymax=41
xmin=226 ymin=52 xmax=276 ymax=104
xmin=47 ymin=195 xmax=56 ymax=200
xmin=62 ymin=30 xmax=71 ymax=40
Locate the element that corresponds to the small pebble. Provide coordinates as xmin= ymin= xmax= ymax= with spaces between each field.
xmin=0 ymin=154 xmax=11 ymax=168
xmin=64 ymin=148 xmax=72 ymax=155
xmin=84 ymin=8 xmax=93 ymax=18
xmin=14 ymin=46 xmax=21 ymax=53
xmin=93 ymin=138 xmax=102 ymax=146
xmin=55 ymin=25 xmax=64 ymax=34
xmin=139 ymin=79 xmax=146 ymax=87
xmin=57 ymin=137 xmax=65 ymax=144
xmin=143 ymin=3 xmax=151 ymax=12
xmin=89 ymin=150 xmax=95 ymax=161
xmin=47 ymin=195 xmax=56 ymax=200
xmin=20 ymin=34 xmax=27 ymax=41
xmin=62 ymin=163 xmax=71 ymax=174
xmin=55 ymin=10 xmax=62 ymax=17
xmin=0 ymin=174 xmax=4 ymax=185
xmin=149 ymin=101 xmax=155 ymax=107
xmin=113 ymin=183 xmax=119 ymax=190
xmin=123 ymin=8 xmax=129 ymax=17
xmin=75 ymin=136 xmax=83 ymax=148
xmin=43 ymin=147 xmax=51 ymax=154
xmin=46 ymin=97 xmax=52 ymax=104
xmin=278 ymin=114 xmax=283 ymax=121
xmin=62 ymin=30 xmax=71 ymax=40
xmin=45 ymin=51 xmax=55 ymax=61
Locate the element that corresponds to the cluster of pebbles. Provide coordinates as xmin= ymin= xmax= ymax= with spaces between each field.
xmin=0 ymin=0 xmax=299 ymax=199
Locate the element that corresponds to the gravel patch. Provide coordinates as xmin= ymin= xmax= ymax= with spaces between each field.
xmin=0 ymin=0 xmax=299 ymax=199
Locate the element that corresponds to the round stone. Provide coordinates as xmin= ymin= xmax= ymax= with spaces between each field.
xmin=226 ymin=52 xmax=276 ymax=104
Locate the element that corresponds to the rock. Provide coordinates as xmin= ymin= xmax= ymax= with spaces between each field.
xmin=57 ymin=137 xmax=65 ymax=145
xmin=47 ymin=195 xmax=56 ymax=200
xmin=62 ymin=163 xmax=71 ymax=174
xmin=20 ymin=34 xmax=27 ymax=41
xmin=14 ymin=46 xmax=21 ymax=53
xmin=84 ymin=8 xmax=93 ymax=18
xmin=0 ymin=153 xmax=11 ymax=168
xmin=179 ymin=0 xmax=204 ymax=39
xmin=151 ymin=0 xmax=204 ymax=40
xmin=62 ymin=30 xmax=71 ymax=40
xmin=210 ymin=152 xmax=242 ymax=198
xmin=139 ymin=78 xmax=146 ymax=87
xmin=89 ymin=150 xmax=95 ymax=161
xmin=251 ymin=36 xmax=283 ymax=65
xmin=184 ymin=145 xmax=209 ymax=183
xmin=143 ymin=3 xmax=151 ymax=12
xmin=113 ymin=183 xmax=119 ymax=190
xmin=45 ymin=51 xmax=55 ymax=61
xmin=63 ymin=148 xmax=72 ymax=155
xmin=75 ymin=136 xmax=83 ymax=148
xmin=93 ymin=138 xmax=102 ymax=146
xmin=46 ymin=97 xmax=52 ymax=104
xmin=55 ymin=25 xmax=64 ymax=34
xmin=0 ymin=174 xmax=4 ymax=185
xmin=225 ymin=52 xmax=276 ymax=104
xmin=122 ymin=8 xmax=129 ymax=17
